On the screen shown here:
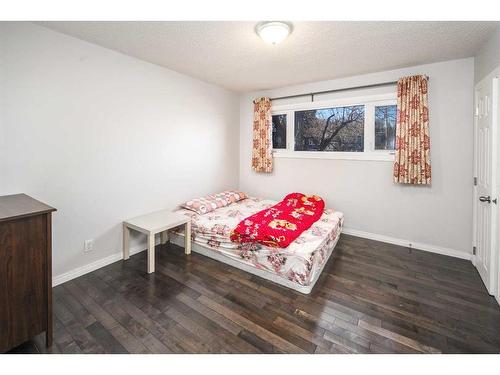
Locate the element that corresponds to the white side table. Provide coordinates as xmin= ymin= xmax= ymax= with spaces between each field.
xmin=123 ymin=210 xmax=191 ymax=273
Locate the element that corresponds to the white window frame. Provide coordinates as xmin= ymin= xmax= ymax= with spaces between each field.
xmin=271 ymin=93 xmax=397 ymax=161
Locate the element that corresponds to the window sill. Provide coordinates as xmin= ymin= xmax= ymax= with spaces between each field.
xmin=272 ymin=150 xmax=395 ymax=161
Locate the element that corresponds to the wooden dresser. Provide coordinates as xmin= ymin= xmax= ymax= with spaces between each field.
xmin=0 ymin=194 xmax=56 ymax=353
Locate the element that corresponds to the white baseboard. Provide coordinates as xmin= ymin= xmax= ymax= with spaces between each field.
xmin=342 ymin=227 xmax=472 ymax=261
xmin=52 ymin=228 xmax=471 ymax=287
xmin=52 ymin=243 xmax=147 ymax=287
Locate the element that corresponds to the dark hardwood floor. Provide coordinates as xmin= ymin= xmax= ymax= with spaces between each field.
xmin=8 ymin=234 xmax=500 ymax=354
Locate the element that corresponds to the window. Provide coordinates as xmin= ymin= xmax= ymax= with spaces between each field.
xmin=272 ymin=114 xmax=287 ymax=149
xmin=271 ymin=93 xmax=397 ymax=161
xmin=374 ymin=105 xmax=397 ymax=150
xmin=294 ymin=105 xmax=364 ymax=152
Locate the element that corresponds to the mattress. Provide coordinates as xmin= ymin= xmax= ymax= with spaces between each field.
xmin=173 ymin=197 xmax=343 ymax=287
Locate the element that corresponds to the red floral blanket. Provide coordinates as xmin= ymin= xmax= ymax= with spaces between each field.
xmin=230 ymin=193 xmax=325 ymax=248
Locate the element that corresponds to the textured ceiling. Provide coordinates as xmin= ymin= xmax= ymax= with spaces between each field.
xmin=38 ymin=21 xmax=499 ymax=92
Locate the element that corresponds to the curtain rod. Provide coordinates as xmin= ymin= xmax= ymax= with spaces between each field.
xmin=269 ymin=80 xmax=399 ymax=102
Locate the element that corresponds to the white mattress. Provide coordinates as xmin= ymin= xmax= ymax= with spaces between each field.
xmin=173 ymin=197 xmax=343 ymax=288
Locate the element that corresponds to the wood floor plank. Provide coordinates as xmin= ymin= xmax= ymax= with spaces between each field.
xmin=64 ymin=281 xmax=120 ymax=331
xmin=51 ymin=315 xmax=83 ymax=354
xmin=273 ymin=316 xmax=333 ymax=350
xmin=12 ymin=234 xmax=500 ymax=354
xmin=175 ymin=292 xmax=242 ymax=336
xmin=358 ymin=319 xmax=441 ymax=353
xmin=197 ymin=295 xmax=307 ymax=353
xmin=77 ymin=272 xmax=170 ymax=353
xmin=86 ymin=321 xmax=128 ymax=354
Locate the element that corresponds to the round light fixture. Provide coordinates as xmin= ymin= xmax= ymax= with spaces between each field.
xmin=256 ymin=21 xmax=292 ymax=45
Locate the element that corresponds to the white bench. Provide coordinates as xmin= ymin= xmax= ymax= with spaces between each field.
xmin=123 ymin=210 xmax=191 ymax=273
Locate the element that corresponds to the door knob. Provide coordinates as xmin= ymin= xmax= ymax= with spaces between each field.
xmin=479 ymin=196 xmax=491 ymax=203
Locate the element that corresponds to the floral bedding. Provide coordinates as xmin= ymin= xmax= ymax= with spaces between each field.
xmin=230 ymin=193 xmax=326 ymax=248
xmin=173 ymin=197 xmax=344 ymax=287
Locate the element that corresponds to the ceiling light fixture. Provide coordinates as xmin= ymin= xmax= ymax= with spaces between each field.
xmin=256 ymin=21 xmax=292 ymax=45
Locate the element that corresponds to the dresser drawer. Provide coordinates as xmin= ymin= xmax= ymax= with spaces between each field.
xmin=0 ymin=215 xmax=47 ymax=352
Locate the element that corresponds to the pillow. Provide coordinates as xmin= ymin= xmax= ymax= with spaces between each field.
xmin=181 ymin=190 xmax=248 ymax=215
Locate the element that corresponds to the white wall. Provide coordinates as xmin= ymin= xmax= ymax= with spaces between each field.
xmin=475 ymin=27 xmax=500 ymax=82
xmin=239 ymin=58 xmax=475 ymax=257
xmin=0 ymin=22 xmax=240 ymax=281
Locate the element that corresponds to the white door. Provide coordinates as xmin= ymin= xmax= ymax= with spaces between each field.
xmin=473 ymin=76 xmax=498 ymax=295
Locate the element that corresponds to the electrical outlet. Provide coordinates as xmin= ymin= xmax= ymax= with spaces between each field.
xmin=84 ymin=239 xmax=94 ymax=253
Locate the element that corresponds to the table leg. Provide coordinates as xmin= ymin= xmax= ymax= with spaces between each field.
xmin=147 ymin=233 xmax=155 ymax=273
xmin=160 ymin=231 xmax=168 ymax=245
xmin=123 ymin=223 xmax=130 ymax=260
xmin=185 ymin=222 xmax=191 ymax=255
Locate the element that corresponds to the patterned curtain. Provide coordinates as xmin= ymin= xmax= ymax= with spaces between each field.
xmin=252 ymin=97 xmax=273 ymax=173
xmin=393 ymin=75 xmax=431 ymax=184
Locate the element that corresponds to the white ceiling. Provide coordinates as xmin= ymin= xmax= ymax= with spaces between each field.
xmin=38 ymin=21 xmax=499 ymax=92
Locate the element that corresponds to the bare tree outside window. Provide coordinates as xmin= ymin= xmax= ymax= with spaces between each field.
xmin=294 ymin=105 xmax=365 ymax=152
xmin=374 ymin=105 xmax=397 ymax=150
xmin=272 ymin=114 xmax=287 ymax=149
